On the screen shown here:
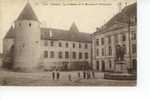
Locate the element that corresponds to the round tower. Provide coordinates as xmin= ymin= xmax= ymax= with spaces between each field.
xmin=14 ymin=3 xmax=41 ymax=71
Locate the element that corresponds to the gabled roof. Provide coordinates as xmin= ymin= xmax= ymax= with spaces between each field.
xmin=41 ymin=28 xmax=91 ymax=43
xmin=4 ymin=26 xmax=15 ymax=39
xmin=16 ymin=2 xmax=38 ymax=21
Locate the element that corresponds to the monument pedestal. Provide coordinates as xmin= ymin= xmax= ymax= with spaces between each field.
xmin=115 ymin=60 xmax=128 ymax=73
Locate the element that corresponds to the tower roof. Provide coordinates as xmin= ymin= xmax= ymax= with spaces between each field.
xmin=16 ymin=2 xmax=38 ymax=21
xmin=69 ymin=22 xmax=79 ymax=33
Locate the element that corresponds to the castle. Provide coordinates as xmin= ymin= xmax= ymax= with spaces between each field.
xmin=3 ymin=3 xmax=92 ymax=72
xmin=3 ymin=2 xmax=137 ymax=73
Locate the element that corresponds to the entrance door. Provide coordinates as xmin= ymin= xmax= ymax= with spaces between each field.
xmin=101 ymin=60 xmax=105 ymax=72
xmin=96 ymin=61 xmax=99 ymax=70
xmin=132 ymin=59 xmax=137 ymax=72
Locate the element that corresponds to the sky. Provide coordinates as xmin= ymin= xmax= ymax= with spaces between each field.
xmin=0 ymin=0 xmax=136 ymax=53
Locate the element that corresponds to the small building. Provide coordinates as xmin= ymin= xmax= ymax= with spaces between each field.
xmin=92 ymin=3 xmax=137 ymax=73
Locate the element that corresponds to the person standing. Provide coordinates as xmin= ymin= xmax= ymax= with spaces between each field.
xmin=83 ymin=71 xmax=86 ymax=79
xmin=57 ymin=71 xmax=60 ymax=80
xmin=78 ymin=72 xmax=81 ymax=79
xmin=68 ymin=74 xmax=72 ymax=81
xmin=52 ymin=71 xmax=55 ymax=80
xmin=92 ymin=71 xmax=95 ymax=78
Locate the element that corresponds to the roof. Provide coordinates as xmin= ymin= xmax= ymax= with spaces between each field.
xmin=16 ymin=2 xmax=39 ymax=21
xmin=104 ymin=3 xmax=137 ymax=28
xmin=93 ymin=3 xmax=137 ymax=35
xmin=4 ymin=26 xmax=15 ymax=39
xmin=41 ymin=27 xmax=91 ymax=43
xmin=4 ymin=25 xmax=91 ymax=43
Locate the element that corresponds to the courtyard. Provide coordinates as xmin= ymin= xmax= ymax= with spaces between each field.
xmin=0 ymin=69 xmax=136 ymax=86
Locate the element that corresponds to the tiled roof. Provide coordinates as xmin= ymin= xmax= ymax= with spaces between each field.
xmin=41 ymin=28 xmax=91 ymax=43
xmin=16 ymin=2 xmax=39 ymax=21
xmin=4 ymin=26 xmax=91 ymax=43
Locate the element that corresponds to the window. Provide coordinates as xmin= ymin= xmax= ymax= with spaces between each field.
xmin=132 ymin=59 xmax=137 ymax=71
xmin=85 ymin=44 xmax=88 ymax=49
xmin=96 ymin=48 xmax=99 ymax=56
xmin=102 ymin=48 xmax=105 ymax=56
xmin=58 ymin=52 xmax=63 ymax=59
xmin=66 ymin=42 xmax=69 ymax=48
xmin=59 ymin=42 xmax=62 ymax=47
xmin=108 ymin=36 xmax=111 ymax=44
xmin=72 ymin=52 xmax=76 ymax=59
xmin=132 ymin=44 xmax=136 ymax=54
xmin=122 ymin=34 xmax=126 ymax=41
xmin=50 ymin=51 xmax=54 ymax=58
xmin=123 ymin=44 xmax=126 ymax=54
xmin=73 ymin=43 xmax=75 ymax=48
xmin=44 ymin=40 xmax=48 ymax=46
xmin=29 ymin=23 xmax=31 ymax=27
xmin=96 ymin=61 xmax=99 ymax=70
xmin=96 ymin=39 xmax=99 ymax=46
xmin=115 ymin=35 xmax=118 ymax=43
xmin=19 ymin=23 xmax=21 ymax=26
xmin=44 ymin=51 xmax=48 ymax=58
xmin=109 ymin=60 xmax=112 ymax=69
xmin=132 ymin=31 xmax=136 ymax=40
xmin=101 ymin=38 xmax=105 ymax=45
xmin=79 ymin=52 xmax=82 ymax=59
xmin=108 ymin=46 xmax=112 ymax=56
xmin=79 ymin=43 xmax=82 ymax=48
xmin=65 ymin=51 xmax=69 ymax=59
xmin=50 ymin=41 xmax=54 ymax=46
xmin=85 ymin=52 xmax=88 ymax=59
xmin=101 ymin=60 xmax=105 ymax=72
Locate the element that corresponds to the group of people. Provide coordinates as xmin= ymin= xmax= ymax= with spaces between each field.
xmin=78 ymin=71 xmax=95 ymax=79
xmin=52 ymin=71 xmax=60 ymax=80
xmin=51 ymin=70 xmax=96 ymax=81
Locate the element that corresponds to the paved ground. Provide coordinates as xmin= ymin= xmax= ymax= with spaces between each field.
xmin=0 ymin=70 xmax=136 ymax=86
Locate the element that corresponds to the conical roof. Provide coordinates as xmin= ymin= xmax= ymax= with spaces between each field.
xmin=16 ymin=2 xmax=38 ymax=21
xmin=69 ymin=22 xmax=79 ymax=33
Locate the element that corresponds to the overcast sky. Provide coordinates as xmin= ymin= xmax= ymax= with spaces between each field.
xmin=0 ymin=0 xmax=136 ymax=53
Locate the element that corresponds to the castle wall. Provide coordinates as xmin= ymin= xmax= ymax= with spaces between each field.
xmin=3 ymin=38 xmax=14 ymax=55
xmin=14 ymin=20 xmax=41 ymax=71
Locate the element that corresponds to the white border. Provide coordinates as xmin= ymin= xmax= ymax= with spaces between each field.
xmin=0 ymin=0 xmax=150 ymax=100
